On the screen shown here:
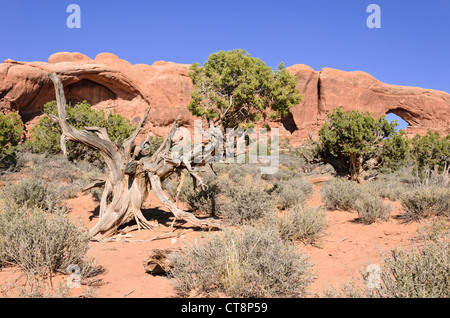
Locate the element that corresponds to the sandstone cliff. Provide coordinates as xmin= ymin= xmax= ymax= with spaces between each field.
xmin=0 ymin=52 xmax=448 ymax=141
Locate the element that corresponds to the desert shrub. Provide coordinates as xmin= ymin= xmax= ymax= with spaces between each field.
xmin=362 ymin=178 xmax=409 ymax=201
xmin=217 ymin=184 xmax=275 ymax=225
xmin=13 ymin=153 xmax=104 ymax=200
xmin=353 ymin=192 xmax=392 ymax=224
xmin=321 ymin=178 xmax=361 ymax=211
xmin=0 ymin=202 xmax=92 ymax=278
xmin=183 ymin=174 xmax=232 ymax=216
xmin=0 ymin=178 xmax=65 ymax=211
xmin=377 ymin=235 xmax=450 ymax=298
xmin=146 ymin=135 xmax=164 ymax=156
xmin=279 ymin=153 xmax=309 ymax=172
xmin=410 ymin=166 xmax=450 ymax=188
xmin=221 ymin=164 xmax=261 ymax=183
xmin=410 ymin=130 xmax=450 ymax=174
xmin=323 ymin=233 xmax=450 ymax=298
xmin=25 ymin=100 xmax=135 ymax=163
xmin=276 ymin=204 xmax=327 ymax=245
xmin=400 ymin=187 xmax=450 ymax=220
xmin=379 ymin=129 xmax=411 ymax=173
xmin=415 ymin=218 xmax=450 ymax=243
xmin=270 ymin=177 xmax=313 ymax=209
xmin=261 ymin=166 xmax=298 ymax=182
xmin=0 ymin=112 xmax=23 ymax=169
xmin=169 ymin=226 xmax=314 ymax=298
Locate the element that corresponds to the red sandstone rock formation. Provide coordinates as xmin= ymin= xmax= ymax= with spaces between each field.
xmin=0 ymin=52 xmax=448 ymax=142
xmin=0 ymin=52 xmax=195 ymax=138
xmin=286 ymin=65 xmax=450 ymax=140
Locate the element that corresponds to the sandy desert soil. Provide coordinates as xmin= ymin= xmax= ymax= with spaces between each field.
xmin=0 ymin=173 xmax=420 ymax=298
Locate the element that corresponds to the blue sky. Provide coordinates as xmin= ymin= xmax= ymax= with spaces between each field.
xmin=1 ymin=0 xmax=449 ymax=129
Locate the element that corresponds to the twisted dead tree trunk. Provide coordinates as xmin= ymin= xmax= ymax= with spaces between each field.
xmin=49 ymin=73 xmax=222 ymax=238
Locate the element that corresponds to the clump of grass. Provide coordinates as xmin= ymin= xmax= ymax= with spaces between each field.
xmin=362 ymin=178 xmax=409 ymax=201
xmin=270 ymin=177 xmax=313 ymax=210
xmin=169 ymin=226 xmax=315 ymax=298
xmin=400 ymin=187 xmax=450 ymax=221
xmin=276 ymin=204 xmax=327 ymax=246
xmin=415 ymin=218 xmax=450 ymax=243
xmin=261 ymin=167 xmax=298 ymax=182
xmin=321 ymin=178 xmax=361 ymax=211
xmin=353 ymin=193 xmax=392 ymax=224
xmin=0 ymin=201 xmax=95 ymax=279
xmin=0 ymin=178 xmax=65 ymax=211
xmin=163 ymin=172 xmax=232 ymax=216
xmin=323 ymin=233 xmax=450 ymax=298
xmin=217 ymin=184 xmax=275 ymax=225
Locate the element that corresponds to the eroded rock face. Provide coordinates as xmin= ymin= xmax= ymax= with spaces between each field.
xmin=0 ymin=52 xmax=448 ymax=142
xmin=0 ymin=52 xmax=195 ymax=138
xmin=286 ymin=65 xmax=450 ymax=140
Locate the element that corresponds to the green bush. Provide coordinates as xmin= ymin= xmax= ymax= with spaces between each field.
xmin=410 ymin=130 xmax=450 ymax=174
xmin=317 ymin=107 xmax=401 ymax=182
xmin=188 ymin=49 xmax=301 ymax=129
xmin=169 ymin=226 xmax=314 ymax=297
xmin=25 ymin=100 xmax=135 ymax=163
xmin=146 ymin=135 xmax=164 ymax=156
xmin=276 ymin=204 xmax=327 ymax=245
xmin=0 ymin=112 xmax=24 ymax=169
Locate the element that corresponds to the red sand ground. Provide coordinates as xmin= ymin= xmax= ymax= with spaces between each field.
xmin=0 ymin=174 xmax=419 ymax=298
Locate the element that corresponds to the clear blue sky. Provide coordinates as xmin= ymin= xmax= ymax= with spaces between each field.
xmin=1 ymin=0 xmax=448 ymax=129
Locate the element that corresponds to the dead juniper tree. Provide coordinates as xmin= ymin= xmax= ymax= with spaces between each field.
xmin=49 ymin=73 xmax=222 ymax=238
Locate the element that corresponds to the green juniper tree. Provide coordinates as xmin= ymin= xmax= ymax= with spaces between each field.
xmin=188 ymin=49 xmax=302 ymax=131
xmin=25 ymin=100 xmax=136 ymax=163
xmin=410 ymin=130 xmax=450 ymax=174
xmin=317 ymin=107 xmax=406 ymax=182
xmin=0 ymin=112 xmax=23 ymax=169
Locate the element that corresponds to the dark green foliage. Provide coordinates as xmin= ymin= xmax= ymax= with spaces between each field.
xmin=188 ymin=49 xmax=301 ymax=129
xmin=380 ymin=129 xmax=410 ymax=172
xmin=146 ymin=135 xmax=164 ymax=156
xmin=318 ymin=107 xmax=401 ymax=182
xmin=410 ymin=130 xmax=450 ymax=173
xmin=0 ymin=112 xmax=24 ymax=169
xmin=25 ymin=100 xmax=135 ymax=163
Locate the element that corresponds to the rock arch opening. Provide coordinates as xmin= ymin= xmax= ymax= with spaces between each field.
xmin=385 ymin=109 xmax=411 ymax=131
xmin=65 ymin=79 xmax=117 ymax=105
